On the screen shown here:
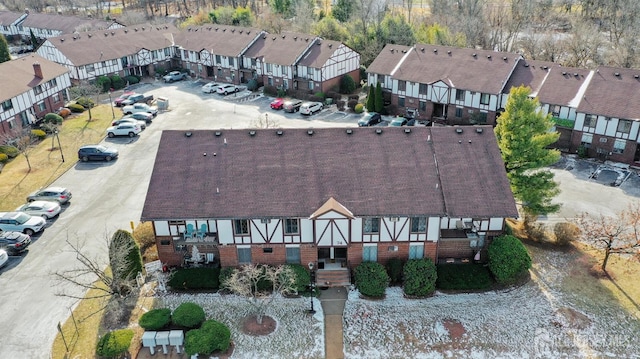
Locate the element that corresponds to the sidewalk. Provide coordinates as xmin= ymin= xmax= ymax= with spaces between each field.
xmin=319 ymin=287 xmax=348 ymax=359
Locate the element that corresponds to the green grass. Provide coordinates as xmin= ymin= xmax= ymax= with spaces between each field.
xmin=436 ymin=263 xmax=494 ymax=290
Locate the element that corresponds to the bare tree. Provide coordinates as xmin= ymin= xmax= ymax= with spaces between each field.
xmin=250 ymin=113 xmax=280 ymax=129
xmin=69 ymin=81 xmax=102 ymax=121
xmin=575 ymin=205 xmax=640 ymax=272
xmin=0 ymin=128 xmax=39 ymax=172
xmin=222 ymin=264 xmax=297 ymax=324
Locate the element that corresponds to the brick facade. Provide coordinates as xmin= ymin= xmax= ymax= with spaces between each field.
xmin=570 ymin=130 xmax=638 ymax=164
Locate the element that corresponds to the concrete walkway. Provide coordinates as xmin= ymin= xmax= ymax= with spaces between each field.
xmin=319 ymin=287 xmax=348 ymax=359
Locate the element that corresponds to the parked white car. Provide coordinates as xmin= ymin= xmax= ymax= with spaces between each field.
xmin=122 ymin=103 xmax=158 ymax=117
xmin=0 ymin=212 xmax=47 ymax=236
xmin=201 ymin=82 xmax=220 ymax=93
xmin=300 ymin=102 xmax=323 ymax=115
xmin=0 ymin=249 xmax=7 ymax=268
xmin=15 ymin=200 xmax=61 ymax=219
xmin=107 ymin=123 xmax=142 ymax=138
xmin=216 ymin=84 xmax=239 ymax=95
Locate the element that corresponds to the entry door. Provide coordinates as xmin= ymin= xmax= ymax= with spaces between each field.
xmin=318 ymin=248 xmax=330 ymax=260
xmin=634 ymin=144 xmax=640 ymax=162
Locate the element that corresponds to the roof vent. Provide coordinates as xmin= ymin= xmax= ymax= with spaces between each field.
xmin=294 ymin=36 xmax=297 ymax=40
xmin=420 ymin=47 xmax=424 ymax=52
xmin=307 ymin=129 xmax=314 ymax=136
xmin=316 ymin=41 xmax=321 ymax=45
xmin=562 ymin=71 xmax=567 ymax=75
xmin=263 ymin=35 xmax=266 ymax=39
xmin=239 ymin=30 xmax=243 ymax=34
xmin=542 ymin=66 xmax=548 ymax=70
xmin=249 ymin=130 xmax=256 ymax=136
xmin=328 ymin=43 xmax=332 ymax=48
xmin=487 ymin=55 xmax=491 ymax=59
xmin=60 ymin=38 xmax=64 ymax=42
xmin=282 ymin=35 xmax=285 ymax=39
xmin=574 ymin=73 xmax=578 ymax=76
xmin=185 ymin=131 xmax=192 ymax=137
xmin=502 ymin=56 xmax=507 ymax=60
xmin=614 ymin=72 xmax=620 ymax=77
xmin=134 ymin=28 xmax=138 ymax=32
xmin=447 ymin=50 xmax=451 ymax=54
xmin=276 ymin=129 xmax=284 ymax=136
xmin=124 ymin=29 xmax=128 ymax=33
xmin=524 ymin=63 xmax=529 ymax=67
xmin=455 ymin=128 xmax=463 ymax=134
xmin=472 ymin=53 xmax=477 ymax=57
xmin=476 ymin=128 xmax=483 ymax=133
xmin=140 ymin=27 xmax=144 ymax=31
xmin=231 ymin=28 xmax=235 ymax=32
xmin=402 ymin=50 xmax=407 ymax=53
xmin=433 ymin=48 xmax=437 ymax=53
xmin=404 ymin=128 xmax=411 ymax=134
xmin=111 ymin=31 xmax=115 ymax=35
xmin=390 ymin=49 xmax=394 ymax=53
xmin=634 ymin=74 xmax=639 ymax=78
xmin=222 ymin=28 xmax=226 ymax=32
xmin=346 ymin=129 xmax=353 ymax=135
xmin=375 ymin=128 xmax=383 ymax=134
xmin=214 ymin=131 xmax=222 ymax=136
xmin=305 ymin=38 xmax=309 ymax=41
xmin=88 ymin=33 xmax=92 ymax=38
xmin=215 ymin=27 xmax=219 ymax=31
xmin=272 ymin=37 xmax=276 ymax=40
xmin=247 ymin=30 xmax=251 ymax=34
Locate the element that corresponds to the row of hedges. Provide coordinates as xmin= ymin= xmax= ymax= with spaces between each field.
xmin=95 ymin=74 xmax=140 ymax=92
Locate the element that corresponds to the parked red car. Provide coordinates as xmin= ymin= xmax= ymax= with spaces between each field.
xmin=113 ymin=91 xmax=136 ymax=107
xmin=270 ymin=98 xmax=285 ymax=110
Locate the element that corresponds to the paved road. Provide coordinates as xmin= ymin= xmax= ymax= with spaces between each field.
xmin=0 ymin=79 xmax=359 ymax=359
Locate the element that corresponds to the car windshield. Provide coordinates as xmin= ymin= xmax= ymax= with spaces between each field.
xmin=15 ymin=212 xmax=31 ymax=224
xmin=95 ymin=145 xmax=107 ymax=152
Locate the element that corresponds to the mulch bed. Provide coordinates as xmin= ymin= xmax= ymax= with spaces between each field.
xmin=242 ymin=315 xmax=277 ymax=336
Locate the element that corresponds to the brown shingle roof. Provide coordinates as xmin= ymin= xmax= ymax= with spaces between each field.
xmin=393 ymin=44 xmax=521 ymax=93
xmin=0 ymin=54 xmax=69 ymax=101
xmin=174 ymin=25 xmax=262 ymax=57
xmin=0 ymin=11 xmax=22 ymax=26
xmin=44 ymin=24 xmax=177 ymax=66
xmin=502 ymin=59 xmax=555 ymax=96
xmin=366 ymin=44 xmax=412 ymax=76
xmin=243 ymin=32 xmax=317 ymax=66
xmin=20 ymin=12 xmax=114 ymax=34
xmin=141 ymin=127 xmax=517 ymax=221
xmin=297 ymin=40 xmax=343 ymax=68
xmin=577 ymin=66 xmax=640 ymax=120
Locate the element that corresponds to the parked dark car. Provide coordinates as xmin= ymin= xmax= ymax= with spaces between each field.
xmin=78 ymin=145 xmax=119 ymax=162
xmin=113 ymin=91 xmax=136 ymax=107
xmin=121 ymin=93 xmax=154 ymax=106
xmin=0 ymin=231 xmax=32 ymax=255
xmin=283 ymin=99 xmax=303 ymax=113
xmin=358 ymin=112 xmax=382 ymax=127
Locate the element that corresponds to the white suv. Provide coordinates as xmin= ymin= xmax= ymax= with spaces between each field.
xmin=107 ymin=123 xmax=142 ymax=138
xmin=300 ymin=102 xmax=323 ymax=115
xmin=0 ymin=212 xmax=46 ymax=236
xmin=216 ymin=84 xmax=239 ymax=95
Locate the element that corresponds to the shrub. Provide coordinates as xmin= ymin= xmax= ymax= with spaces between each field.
xmin=284 ymin=263 xmax=310 ymax=293
xmin=436 ymin=264 xmax=493 ymax=290
xmin=139 ymin=308 xmax=171 ymax=330
xmin=44 ymin=113 xmax=63 ymax=125
xmin=314 ymin=92 xmax=325 ymax=99
xmin=354 ymin=103 xmax=364 ymax=113
xmin=96 ymin=75 xmax=112 ymax=92
xmin=218 ymin=267 xmax=234 ymax=289
xmin=347 ymin=99 xmax=358 ymax=110
xmin=385 ymin=258 xmax=404 ymax=285
xmin=402 ymin=258 xmax=437 ymax=297
xmin=172 ymin=302 xmax=206 ymax=329
xmin=354 ymin=262 xmax=390 ymax=298
xmin=263 ymin=85 xmax=277 ymax=96
xmin=0 ymin=153 xmax=8 ymax=163
xmin=167 ymin=267 xmax=221 ymax=291
xmin=488 ymin=235 xmax=532 ymax=285
xmin=247 ymin=78 xmax=259 ymax=91
xmin=68 ymin=103 xmax=85 ymax=113
xmin=96 ymin=329 xmax=134 ymax=357
xmin=125 ymin=75 xmax=139 ymax=85
xmin=577 ymin=145 xmax=588 ymax=158
xmin=340 ymin=74 xmax=356 ymax=94
xmin=277 ymin=87 xmax=287 ymax=97
xmin=348 ymin=95 xmax=359 ymax=101
xmin=76 ymin=97 xmax=94 ymax=108
xmin=0 ymin=146 xmax=19 ymax=158
xmin=184 ymin=320 xmax=231 ymax=355
xmin=110 ymin=75 xmax=126 ymax=90
xmin=553 ymin=222 xmax=580 ymax=246
xmin=336 ymin=100 xmax=346 ymax=111
xmin=31 ymin=129 xmax=46 ymax=140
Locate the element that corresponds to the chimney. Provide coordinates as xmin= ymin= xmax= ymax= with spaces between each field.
xmin=33 ymin=62 xmax=43 ymax=79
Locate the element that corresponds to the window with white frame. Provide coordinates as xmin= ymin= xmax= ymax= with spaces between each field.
xmin=38 ymin=101 xmax=46 ymax=111
xmin=420 ymin=101 xmax=426 ymax=111
xmin=1 ymin=99 xmax=12 ymax=111
xmin=215 ymin=54 xmax=221 ymax=64
xmin=408 ymin=244 xmax=424 ymax=259
xmin=268 ymin=77 xmax=273 ymax=86
xmin=363 ymin=218 xmax=380 ymax=234
xmin=377 ymin=74 xmax=385 ymax=84
xmin=455 ymin=107 xmax=463 ymax=117
xmin=281 ymin=66 xmax=288 ymax=75
xmin=86 ymin=64 xmax=95 ymax=72
xmin=34 ymin=85 xmax=43 ymax=94
xmin=164 ymin=48 xmax=170 ymax=56
xmin=284 ymin=219 xmax=299 ymax=234
xmin=49 ymin=78 xmax=57 ymax=87
xmin=617 ymin=119 xmax=632 ymax=134
xmin=551 ymin=104 xmax=560 ymax=116
xmin=251 ymin=58 xmax=257 ymax=67
xmin=237 ymin=247 xmax=251 ymax=263
xmin=398 ymin=80 xmax=406 ymax=91
xmin=308 ymin=81 xmax=314 ymax=90
xmin=613 ymin=139 xmax=626 ymax=154
xmin=398 ymin=97 xmax=405 ymax=107
xmin=266 ymin=63 xmax=272 ymax=73
xmin=419 ymin=83 xmax=427 ymax=95
xmin=584 ymin=114 xmax=597 ymax=128
xmin=234 ymin=219 xmax=249 ymax=235
xmin=581 ymin=133 xmax=593 ymax=147
xmin=19 ymin=112 xmax=28 ymax=125
xmin=363 ymin=245 xmax=378 ymax=262
xmin=228 ymin=57 xmax=235 ymax=67
xmin=286 ymin=246 xmax=300 ymax=263
xmin=8 ymin=119 xmax=15 ymax=129
xmin=455 ymin=90 xmax=465 ymax=101
xmin=52 ymin=93 xmax=60 ymax=102
xmin=480 ymin=93 xmax=490 ymax=105
xmin=307 ymin=67 xmax=314 ymax=76
xmin=411 ymin=217 xmax=426 ymax=232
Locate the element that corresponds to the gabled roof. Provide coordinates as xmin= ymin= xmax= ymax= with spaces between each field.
xmin=577 ymin=66 xmax=640 ymax=120
xmin=19 ymin=12 xmax=115 ymax=34
xmin=391 ymin=44 xmax=521 ymax=94
xmin=0 ymin=11 xmax=22 ymax=26
xmin=366 ymin=43 xmax=412 ymax=76
xmin=502 ymin=59 xmax=555 ymax=97
xmin=297 ymin=39 xmax=344 ymax=69
xmin=175 ymin=24 xmax=262 ymax=57
xmin=42 ymin=24 xmax=177 ymax=66
xmin=0 ymin=54 xmax=69 ymax=101
xmin=141 ymin=127 xmax=517 ymax=221
xmin=243 ymin=31 xmax=317 ymax=66
xmin=310 ymin=197 xmax=354 ymax=219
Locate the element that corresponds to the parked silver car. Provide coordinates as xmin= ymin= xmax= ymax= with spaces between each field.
xmin=0 ymin=212 xmax=46 ymax=236
xmin=15 ymin=200 xmax=61 ymax=219
xmin=27 ymin=187 xmax=72 ymax=204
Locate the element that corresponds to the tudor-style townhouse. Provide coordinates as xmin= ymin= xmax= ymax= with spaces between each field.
xmin=242 ymin=32 xmax=360 ymax=92
xmin=36 ymin=24 xmax=177 ymax=82
xmin=0 ymin=10 xmax=122 ymax=40
xmin=174 ymin=25 xmax=264 ymax=84
xmin=367 ymin=44 xmax=521 ymax=125
xmin=0 ymin=54 xmax=71 ymax=136
xmin=141 ymin=127 xmax=518 ymax=286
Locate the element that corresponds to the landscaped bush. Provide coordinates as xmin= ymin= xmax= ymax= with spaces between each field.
xmin=277 ymin=87 xmax=287 ymax=97
xmin=125 ymin=75 xmax=139 ymax=85
xmin=172 ymin=302 xmax=206 ymax=329
xmin=386 ymin=258 xmax=404 ymax=285
xmin=488 ymin=235 xmax=532 ymax=285
xmin=68 ymin=103 xmax=85 ymax=113
xmin=44 ymin=113 xmax=63 ymax=124
xmin=218 ymin=267 xmax=234 ymax=289
xmin=347 ymin=99 xmax=358 ymax=110
xmin=167 ymin=267 xmax=221 ymax=291
xmin=263 ymin=85 xmax=277 ymax=97
xmin=184 ymin=320 xmax=231 ymax=356
xmin=284 ymin=263 xmax=310 ymax=293
xmin=247 ymin=78 xmax=259 ymax=91
xmin=436 ymin=264 xmax=493 ymax=290
xmin=354 ymin=262 xmax=390 ymax=298
xmin=95 ymin=328 xmax=134 ymax=357
xmin=354 ymin=103 xmax=364 ymax=113
xmin=336 ymin=100 xmax=346 ymax=111
xmin=96 ymin=75 xmax=112 ymax=92
xmin=340 ymin=74 xmax=356 ymax=94
xmin=0 ymin=146 xmax=19 ymax=158
xmin=314 ymin=92 xmax=325 ymax=99
xmin=553 ymin=222 xmax=580 ymax=246
xmin=110 ymin=75 xmax=126 ymax=90
xmin=0 ymin=153 xmax=8 ymax=163
xmin=138 ymin=308 xmax=171 ymax=330
xmin=76 ymin=97 xmax=95 ymax=108
xmin=402 ymin=258 xmax=437 ymax=297
xmin=31 ymin=129 xmax=46 ymax=140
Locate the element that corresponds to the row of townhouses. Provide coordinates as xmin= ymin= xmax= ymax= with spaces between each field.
xmin=0 ymin=10 xmax=122 ymax=40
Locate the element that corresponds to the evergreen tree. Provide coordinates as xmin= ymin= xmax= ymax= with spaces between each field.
xmin=332 ymin=0 xmax=353 ymax=23
xmin=29 ymin=29 xmax=39 ymax=49
xmin=109 ymin=229 xmax=143 ymax=295
xmin=495 ymin=86 xmax=561 ymax=216
xmin=0 ymin=34 xmax=11 ymax=63
xmin=366 ymin=85 xmax=375 ymax=112
xmin=374 ymin=82 xmax=384 ymax=113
